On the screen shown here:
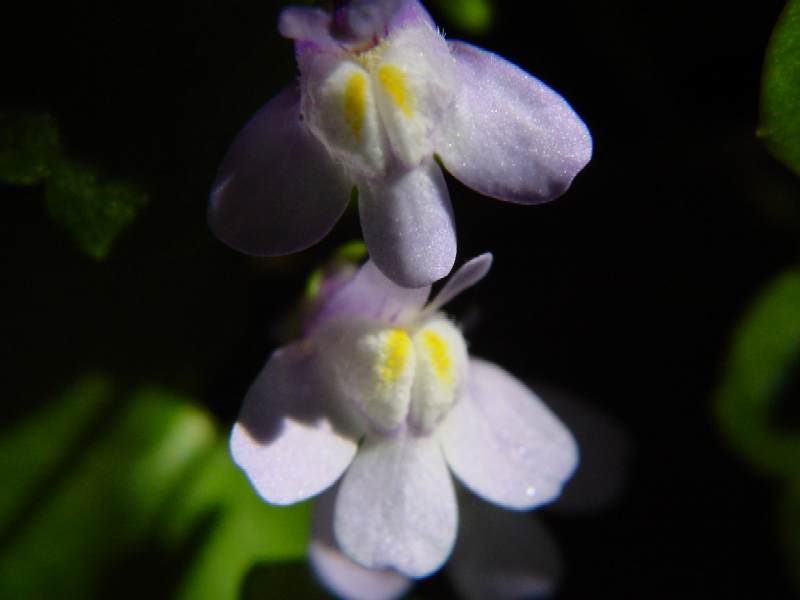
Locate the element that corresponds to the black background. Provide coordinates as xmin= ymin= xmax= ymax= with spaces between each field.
xmin=3 ymin=0 xmax=798 ymax=597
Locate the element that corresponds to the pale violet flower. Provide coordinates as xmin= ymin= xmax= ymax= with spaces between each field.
xmin=231 ymin=253 xmax=578 ymax=577
xmin=209 ymin=0 xmax=592 ymax=287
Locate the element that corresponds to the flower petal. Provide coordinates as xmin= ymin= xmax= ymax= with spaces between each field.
xmin=334 ymin=431 xmax=457 ymax=577
xmin=230 ymin=342 xmax=362 ymax=505
xmin=310 ymin=488 xmax=413 ymax=600
xmin=209 ymin=85 xmax=352 ymax=256
xmin=359 ymin=160 xmax=456 ymax=288
xmin=531 ymin=382 xmax=631 ymax=513
xmin=371 ymin=15 xmax=456 ymax=169
xmin=278 ymin=6 xmax=334 ymax=47
xmin=422 ymin=252 xmax=493 ymax=317
xmin=447 ymin=493 xmax=561 ymax=600
xmin=308 ymin=260 xmax=430 ymax=333
xmin=388 ymin=0 xmax=436 ymax=30
xmin=435 ymin=41 xmax=592 ymax=205
xmin=439 ymin=359 xmax=578 ymax=510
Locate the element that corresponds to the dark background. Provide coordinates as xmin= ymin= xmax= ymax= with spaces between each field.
xmin=3 ymin=0 xmax=798 ymax=597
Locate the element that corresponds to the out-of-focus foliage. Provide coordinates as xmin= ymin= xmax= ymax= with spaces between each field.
xmin=759 ymin=0 xmax=800 ymax=175
xmin=432 ymin=0 xmax=493 ymax=35
xmin=714 ymin=268 xmax=800 ymax=589
xmin=0 ymin=113 xmax=60 ymax=184
xmin=0 ymin=375 xmax=310 ymax=600
xmin=44 ymin=160 xmax=147 ymax=260
xmin=0 ymin=112 xmax=147 ymax=260
xmin=714 ymin=268 xmax=800 ymax=479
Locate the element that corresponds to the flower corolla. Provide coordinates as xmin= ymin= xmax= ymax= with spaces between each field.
xmin=231 ymin=253 xmax=578 ymax=577
xmin=209 ymin=0 xmax=592 ymax=287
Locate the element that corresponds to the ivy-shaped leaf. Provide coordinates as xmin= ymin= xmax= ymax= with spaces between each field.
xmin=759 ymin=0 xmax=800 ymax=175
xmin=44 ymin=160 xmax=147 ymax=260
xmin=713 ymin=267 xmax=800 ymax=479
xmin=0 ymin=112 xmax=148 ymax=260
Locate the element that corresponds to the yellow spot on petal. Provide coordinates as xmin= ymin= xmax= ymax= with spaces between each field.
xmin=378 ymin=329 xmax=413 ymax=384
xmin=421 ymin=330 xmax=453 ymax=385
xmin=377 ymin=64 xmax=414 ymax=117
xmin=344 ymin=71 xmax=368 ymax=141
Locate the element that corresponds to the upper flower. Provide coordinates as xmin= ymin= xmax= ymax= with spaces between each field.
xmin=230 ymin=253 xmax=578 ymax=577
xmin=209 ymin=0 xmax=592 ymax=287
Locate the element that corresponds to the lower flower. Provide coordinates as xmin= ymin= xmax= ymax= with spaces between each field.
xmin=231 ymin=253 xmax=578 ymax=577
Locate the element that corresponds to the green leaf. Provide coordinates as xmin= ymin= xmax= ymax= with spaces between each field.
xmin=45 ymin=159 xmax=148 ymax=260
xmin=0 ymin=111 xmax=148 ymax=260
xmin=0 ymin=113 xmax=61 ymax=185
xmin=0 ymin=381 xmax=217 ymax=599
xmin=0 ymin=376 xmax=313 ymax=600
xmin=0 ymin=374 xmax=114 ymax=532
xmin=432 ymin=0 xmax=494 ymax=35
xmin=164 ymin=444 xmax=311 ymax=600
xmin=759 ymin=0 xmax=800 ymax=175
xmin=713 ymin=268 xmax=800 ymax=478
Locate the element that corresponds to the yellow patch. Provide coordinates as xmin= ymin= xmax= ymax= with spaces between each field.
xmin=344 ymin=71 xmax=368 ymax=141
xmin=421 ymin=330 xmax=453 ymax=385
xmin=378 ymin=329 xmax=413 ymax=384
xmin=377 ymin=64 xmax=414 ymax=117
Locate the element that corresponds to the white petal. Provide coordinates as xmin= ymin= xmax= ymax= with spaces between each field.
xmin=372 ymin=20 xmax=457 ymax=168
xmin=334 ymin=432 xmax=457 ymax=577
xmin=317 ymin=323 xmax=417 ymax=432
xmin=435 ymin=41 xmax=592 ymax=205
xmin=359 ymin=159 xmax=456 ymax=288
xmin=410 ymin=318 xmax=468 ymax=432
xmin=531 ymin=382 xmax=631 ymax=513
xmin=230 ymin=343 xmax=362 ymax=505
xmin=439 ymin=359 xmax=578 ymax=510
xmin=303 ymin=55 xmax=387 ymax=177
xmin=422 ymin=253 xmax=493 ymax=317
xmin=448 ymin=493 xmax=561 ymax=600
xmin=310 ymin=489 xmax=413 ymax=600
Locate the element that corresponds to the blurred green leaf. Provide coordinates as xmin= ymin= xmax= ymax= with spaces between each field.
xmin=0 ymin=376 xmax=312 ymax=599
xmin=0 ymin=375 xmax=114 ymax=532
xmin=165 ymin=445 xmax=311 ymax=600
xmin=432 ymin=0 xmax=494 ymax=35
xmin=0 ymin=111 xmax=148 ymax=260
xmin=45 ymin=160 xmax=148 ymax=260
xmin=0 ymin=112 xmax=61 ymax=185
xmin=0 ymin=380 xmax=217 ymax=598
xmin=759 ymin=0 xmax=800 ymax=175
xmin=714 ymin=268 xmax=800 ymax=478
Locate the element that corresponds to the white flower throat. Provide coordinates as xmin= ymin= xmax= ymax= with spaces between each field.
xmin=322 ymin=316 xmax=467 ymax=434
xmin=303 ymin=23 xmax=457 ymax=177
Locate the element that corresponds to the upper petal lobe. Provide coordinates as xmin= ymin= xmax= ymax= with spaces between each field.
xmin=435 ymin=41 xmax=592 ymax=205
xmin=209 ymin=85 xmax=352 ymax=256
